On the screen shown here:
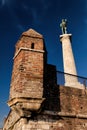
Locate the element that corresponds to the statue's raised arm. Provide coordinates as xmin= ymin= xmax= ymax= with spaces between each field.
xmin=60 ymin=19 xmax=67 ymax=34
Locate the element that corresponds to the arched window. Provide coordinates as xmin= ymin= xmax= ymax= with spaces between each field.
xmin=31 ymin=43 xmax=34 ymax=49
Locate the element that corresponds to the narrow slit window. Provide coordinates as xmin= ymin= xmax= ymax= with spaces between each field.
xmin=31 ymin=43 xmax=34 ymax=49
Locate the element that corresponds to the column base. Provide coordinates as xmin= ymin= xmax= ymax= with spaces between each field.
xmin=65 ymin=82 xmax=85 ymax=89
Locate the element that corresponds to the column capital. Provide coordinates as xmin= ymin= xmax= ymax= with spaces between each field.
xmin=60 ymin=34 xmax=72 ymax=42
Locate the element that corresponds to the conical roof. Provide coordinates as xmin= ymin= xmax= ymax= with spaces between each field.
xmin=22 ymin=28 xmax=43 ymax=38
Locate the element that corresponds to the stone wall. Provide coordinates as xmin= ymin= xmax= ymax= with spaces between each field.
xmin=3 ymin=86 xmax=87 ymax=130
xmin=14 ymin=114 xmax=87 ymax=130
xmin=14 ymin=86 xmax=87 ymax=130
xmin=3 ymin=110 xmax=20 ymax=130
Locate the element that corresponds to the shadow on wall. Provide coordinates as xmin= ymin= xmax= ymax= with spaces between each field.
xmin=43 ymin=64 xmax=61 ymax=112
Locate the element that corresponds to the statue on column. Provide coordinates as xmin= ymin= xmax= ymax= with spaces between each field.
xmin=60 ymin=19 xmax=67 ymax=34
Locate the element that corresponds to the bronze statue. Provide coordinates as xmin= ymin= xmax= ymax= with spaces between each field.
xmin=60 ymin=19 xmax=67 ymax=34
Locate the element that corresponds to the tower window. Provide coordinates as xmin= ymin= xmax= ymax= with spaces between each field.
xmin=31 ymin=43 xmax=34 ymax=49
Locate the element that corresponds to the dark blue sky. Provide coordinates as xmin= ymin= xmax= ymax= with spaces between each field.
xmin=0 ymin=0 xmax=87 ymax=127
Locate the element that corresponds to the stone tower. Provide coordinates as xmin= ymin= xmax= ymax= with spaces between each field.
xmin=3 ymin=29 xmax=47 ymax=129
xmin=9 ymin=28 xmax=46 ymax=99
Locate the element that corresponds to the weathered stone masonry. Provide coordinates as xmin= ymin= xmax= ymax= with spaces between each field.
xmin=3 ymin=29 xmax=87 ymax=130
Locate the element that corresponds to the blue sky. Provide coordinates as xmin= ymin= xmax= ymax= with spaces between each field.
xmin=0 ymin=0 xmax=87 ymax=127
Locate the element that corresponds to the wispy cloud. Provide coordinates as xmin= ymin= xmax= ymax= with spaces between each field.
xmin=0 ymin=0 xmax=14 ymax=7
xmin=21 ymin=3 xmax=29 ymax=11
xmin=0 ymin=0 xmax=54 ymax=29
xmin=30 ymin=1 xmax=51 ymax=25
xmin=17 ymin=24 xmax=25 ymax=32
xmin=30 ymin=8 xmax=41 ymax=25
xmin=0 ymin=0 xmax=8 ymax=6
xmin=1 ymin=0 xmax=5 ymax=6
xmin=40 ymin=0 xmax=51 ymax=11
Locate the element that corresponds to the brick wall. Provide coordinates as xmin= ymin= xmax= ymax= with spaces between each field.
xmin=59 ymin=86 xmax=87 ymax=114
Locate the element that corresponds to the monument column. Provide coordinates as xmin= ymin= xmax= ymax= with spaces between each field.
xmin=60 ymin=19 xmax=84 ymax=89
xmin=60 ymin=34 xmax=77 ymax=75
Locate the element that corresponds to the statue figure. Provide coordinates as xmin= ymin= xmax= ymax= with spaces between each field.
xmin=60 ymin=19 xmax=67 ymax=34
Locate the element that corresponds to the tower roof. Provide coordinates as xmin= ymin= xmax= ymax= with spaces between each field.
xmin=22 ymin=28 xmax=43 ymax=38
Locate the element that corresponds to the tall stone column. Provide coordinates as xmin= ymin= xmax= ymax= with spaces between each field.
xmin=60 ymin=34 xmax=77 ymax=75
xmin=60 ymin=33 xmax=84 ymax=89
